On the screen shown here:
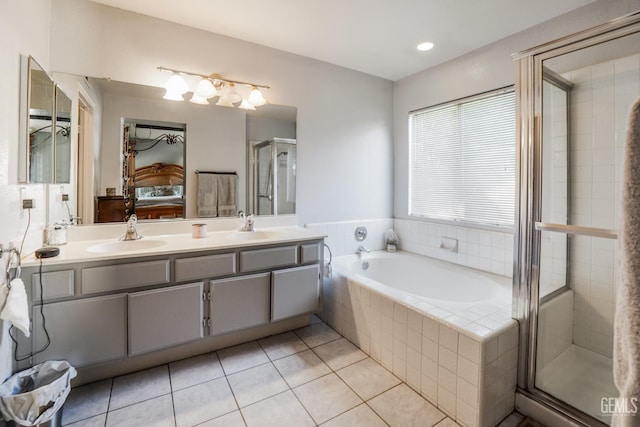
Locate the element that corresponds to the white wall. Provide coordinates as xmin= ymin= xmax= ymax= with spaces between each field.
xmin=49 ymin=0 xmax=394 ymax=225
xmin=0 ymin=0 xmax=52 ymax=381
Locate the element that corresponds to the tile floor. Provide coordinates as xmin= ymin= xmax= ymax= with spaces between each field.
xmin=61 ymin=316 xmax=517 ymax=427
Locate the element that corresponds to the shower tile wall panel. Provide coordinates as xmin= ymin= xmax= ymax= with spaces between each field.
xmin=305 ymin=218 xmax=394 ymax=257
xmin=322 ymin=272 xmax=518 ymax=427
xmin=539 ymin=82 xmax=568 ymax=298
xmin=393 ymin=218 xmax=514 ymax=278
xmin=564 ymin=54 xmax=639 ymax=358
xmin=536 ymin=290 xmax=574 ymax=370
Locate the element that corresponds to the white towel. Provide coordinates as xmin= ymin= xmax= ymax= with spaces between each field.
xmin=0 ymin=278 xmax=30 ymax=337
xmin=197 ymin=174 xmax=218 ymax=218
xmin=613 ymin=98 xmax=640 ymax=426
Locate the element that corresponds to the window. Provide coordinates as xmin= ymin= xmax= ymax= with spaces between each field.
xmin=409 ymin=88 xmax=515 ymax=227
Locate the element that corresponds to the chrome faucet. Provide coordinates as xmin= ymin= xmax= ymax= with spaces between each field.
xmin=238 ymin=212 xmax=255 ymax=232
xmin=356 ymin=245 xmax=370 ymax=257
xmin=122 ymin=214 xmax=143 ymax=241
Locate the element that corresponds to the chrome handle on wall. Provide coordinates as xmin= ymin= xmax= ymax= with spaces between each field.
xmin=534 ymin=222 xmax=618 ymax=239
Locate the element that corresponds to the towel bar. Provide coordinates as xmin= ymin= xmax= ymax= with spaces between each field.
xmin=534 ymin=222 xmax=618 ymax=239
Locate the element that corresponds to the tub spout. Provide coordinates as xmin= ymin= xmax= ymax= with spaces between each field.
xmin=356 ymin=245 xmax=370 ymax=257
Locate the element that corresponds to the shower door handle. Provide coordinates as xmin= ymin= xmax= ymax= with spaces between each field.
xmin=534 ymin=222 xmax=618 ymax=239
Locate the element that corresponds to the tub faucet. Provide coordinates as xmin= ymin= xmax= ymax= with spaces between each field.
xmin=356 ymin=245 xmax=370 ymax=257
xmin=122 ymin=214 xmax=143 ymax=241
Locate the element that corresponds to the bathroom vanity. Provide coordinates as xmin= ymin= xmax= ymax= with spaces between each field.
xmin=17 ymin=225 xmax=324 ymax=384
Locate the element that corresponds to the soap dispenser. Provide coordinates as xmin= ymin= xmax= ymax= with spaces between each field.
xmin=45 ymin=221 xmax=69 ymax=246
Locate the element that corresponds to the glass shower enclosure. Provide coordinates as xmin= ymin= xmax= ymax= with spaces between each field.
xmin=250 ymin=138 xmax=296 ymax=215
xmin=514 ymin=13 xmax=640 ymax=426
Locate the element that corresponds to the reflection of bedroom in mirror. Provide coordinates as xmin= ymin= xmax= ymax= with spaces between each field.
xmin=95 ymin=119 xmax=186 ymax=222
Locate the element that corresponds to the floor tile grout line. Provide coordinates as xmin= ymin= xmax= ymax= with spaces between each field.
xmin=165 ymin=364 xmax=178 ymax=427
xmin=362 ymin=401 xmax=391 ymax=426
xmin=103 ymin=377 xmax=113 ymax=427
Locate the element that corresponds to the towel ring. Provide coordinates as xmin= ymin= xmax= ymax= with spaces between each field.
xmin=5 ymin=248 xmax=21 ymax=288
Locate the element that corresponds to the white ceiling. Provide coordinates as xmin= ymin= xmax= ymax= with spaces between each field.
xmin=87 ymin=0 xmax=594 ymax=81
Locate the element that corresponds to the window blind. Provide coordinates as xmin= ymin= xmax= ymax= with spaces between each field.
xmin=409 ymin=89 xmax=515 ymax=227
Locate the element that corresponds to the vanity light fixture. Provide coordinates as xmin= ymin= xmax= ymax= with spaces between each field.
xmin=417 ymin=41 xmax=435 ymax=51
xmin=162 ymin=73 xmax=190 ymax=101
xmin=158 ymin=66 xmax=270 ymax=108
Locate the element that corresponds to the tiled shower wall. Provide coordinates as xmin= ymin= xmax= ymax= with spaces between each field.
xmin=564 ymin=53 xmax=639 ymax=358
xmin=539 ymin=81 xmax=568 ymax=298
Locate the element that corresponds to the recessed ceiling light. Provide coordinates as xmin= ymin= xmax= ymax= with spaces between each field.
xmin=417 ymin=42 xmax=434 ymax=52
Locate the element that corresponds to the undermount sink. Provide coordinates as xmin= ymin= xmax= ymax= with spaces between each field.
xmin=226 ymin=231 xmax=276 ymax=241
xmin=86 ymin=239 xmax=167 ymax=254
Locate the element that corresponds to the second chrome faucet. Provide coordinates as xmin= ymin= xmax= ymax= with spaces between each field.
xmin=122 ymin=214 xmax=143 ymax=241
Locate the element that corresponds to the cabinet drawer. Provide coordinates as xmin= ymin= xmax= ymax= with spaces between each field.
xmin=175 ymin=253 xmax=236 ymax=282
xmin=81 ymin=260 xmax=170 ymax=294
xmin=128 ymin=283 xmax=204 ymax=356
xmin=31 ymin=270 xmax=74 ymax=301
xmin=300 ymin=243 xmax=321 ymax=264
xmin=239 ymin=246 xmax=297 ymax=272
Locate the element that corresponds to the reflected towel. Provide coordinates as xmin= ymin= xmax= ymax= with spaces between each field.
xmin=0 ymin=278 xmax=30 ymax=337
xmin=197 ymin=174 xmax=218 ymax=218
xmin=217 ymin=174 xmax=237 ymax=217
xmin=613 ymin=98 xmax=640 ymax=426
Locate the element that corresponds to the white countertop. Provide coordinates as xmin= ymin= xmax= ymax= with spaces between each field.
xmin=23 ymin=225 xmax=325 ymax=267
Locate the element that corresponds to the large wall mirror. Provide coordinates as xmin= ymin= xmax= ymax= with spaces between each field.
xmin=18 ymin=56 xmax=72 ymax=184
xmin=64 ymin=76 xmax=296 ymax=224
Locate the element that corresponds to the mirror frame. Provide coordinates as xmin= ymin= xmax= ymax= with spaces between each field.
xmin=19 ymin=55 xmax=55 ymax=183
xmin=54 ymin=85 xmax=72 ymax=184
xmin=19 ymin=55 xmax=72 ymax=184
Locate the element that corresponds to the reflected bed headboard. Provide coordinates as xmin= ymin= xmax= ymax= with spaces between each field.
xmin=134 ymin=163 xmax=184 ymax=187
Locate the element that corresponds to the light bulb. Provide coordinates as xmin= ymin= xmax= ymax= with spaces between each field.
xmin=189 ymin=93 xmax=209 ymax=105
xmin=224 ymin=83 xmax=242 ymax=104
xmin=195 ymin=78 xmax=217 ymax=99
xmin=163 ymin=90 xmax=185 ymax=101
xmin=417 ymin=42 xmax=434 ymax=51
xmin=239 ymin=99 xmax=256 ymax=110
xmin=216 ymin=95 xmax=235 ymax=107
xmin=165 ymin=74 xmax=188 ymax=94
xmin=248 ymin=87 xmax=266 ymax=106
xmin=163 ymin=73 xmax=188 ymax=101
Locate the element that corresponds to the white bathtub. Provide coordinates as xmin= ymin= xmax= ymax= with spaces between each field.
xmin=324 ymin=250 xmax=518 ymax=427
xmin=333 ymin=250 xmax=512 ymax=315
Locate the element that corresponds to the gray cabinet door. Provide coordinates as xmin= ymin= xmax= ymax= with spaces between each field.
xmin=33 ymin=294 xmax=127 ymax=367
xmin=210 ymin=273 xmax=270 ymax=336
xmin=128 ymin=283 xmax=204 ymax=356
xmin=271 ymin=264 xmax=320 ymax=322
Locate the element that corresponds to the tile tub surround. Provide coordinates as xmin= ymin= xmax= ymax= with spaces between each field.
xmin=59 ymin=316 xmax=470 ymax=427
xmin=323 ymin=266 xmax=518 ymax=427
xmin=393 ymin=218 xmax=515 ymax=279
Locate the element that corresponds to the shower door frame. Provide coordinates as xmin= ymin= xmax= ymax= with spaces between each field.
xmin=513 ymin=11 xmax=640 ymax=427
xmin=251 ymin=138 xmax=297 ymax=216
